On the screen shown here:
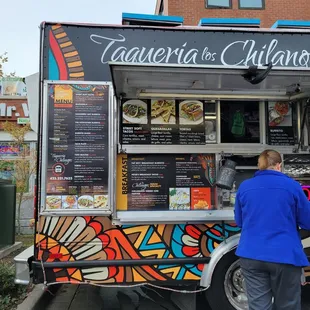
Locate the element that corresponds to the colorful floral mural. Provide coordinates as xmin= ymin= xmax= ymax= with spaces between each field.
xmin=49 ymin=25 xmax=85 ymax=80
xmin=35 ymin=216 xmax=240 ymax=284
xmin=42 ymin=24 xmax=241 ymax=285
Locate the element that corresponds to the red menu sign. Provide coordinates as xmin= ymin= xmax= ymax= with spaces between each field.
xmin=302 ymin=186 xmax=310 ymax=201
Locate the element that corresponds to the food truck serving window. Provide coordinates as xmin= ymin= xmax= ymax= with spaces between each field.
xmin=116 ymin=98 xmax=223 ymax=223
xmin=110 ymin=63 xmax=309 ymax=224
xmin=40 ymin=81 xmax=114 ymax=214
xmin=120 ymin=99 xmax=298 ymax=147
xmin=115 ymin=98 xmax=301 ymax=223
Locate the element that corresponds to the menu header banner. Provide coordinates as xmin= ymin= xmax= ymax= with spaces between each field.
xmin=44 ymin=24 xmax=310 ymax=81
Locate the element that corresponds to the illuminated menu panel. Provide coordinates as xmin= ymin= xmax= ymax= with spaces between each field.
xmin=120 ymin=99 xmax=215 ymax=145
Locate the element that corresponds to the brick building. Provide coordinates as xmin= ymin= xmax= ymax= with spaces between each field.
xmin=154 ymin=0 xmax=310 ymax=28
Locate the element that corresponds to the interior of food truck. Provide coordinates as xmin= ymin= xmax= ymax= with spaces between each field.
xmin=109 ymin=62 xmax=310 ymax=225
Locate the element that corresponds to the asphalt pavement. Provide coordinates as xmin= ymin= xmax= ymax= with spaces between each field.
xmin=23 ymin=284 xmax=310 ymax=310
xmin=32 ymin=284 xmax=207 ymax=310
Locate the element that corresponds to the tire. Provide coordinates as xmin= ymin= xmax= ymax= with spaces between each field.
xmin=205 ymin=251 xmax=248 ymax=310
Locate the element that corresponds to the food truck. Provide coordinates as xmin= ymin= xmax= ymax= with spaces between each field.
xmin=14 ymin=16 xmax=310 ymax=310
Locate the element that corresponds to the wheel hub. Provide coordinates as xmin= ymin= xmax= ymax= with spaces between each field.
xmin=224 ymin=260 xmax=249 ymax=310
xmin=232 ymin=269 xmax=246 ymax=292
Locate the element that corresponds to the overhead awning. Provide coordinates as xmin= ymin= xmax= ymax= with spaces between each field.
xmin=198 ymin=18 xmax=260 ymax=28
xmin=109 ymin=62 xmax=310 ymax=101
xmin=271 ymin=20 xmax=310 ymax=29
xmin=122 ymin=12 xmax=183 ymax=27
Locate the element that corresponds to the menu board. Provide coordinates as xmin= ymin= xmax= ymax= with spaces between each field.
xmin=45 ymin=84 xmax=109 ymax=211
xmin=267 ymin=102 xmax=295 ymax=145
xmin=117 ymin=154 xmax=216 ymax=211
xmin=121 ymin=99 xmax=206 ymax=145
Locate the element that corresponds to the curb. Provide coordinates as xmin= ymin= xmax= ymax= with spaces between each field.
xmin=0 ymin=242 xmax=22 ymax=259
xmin=17 ymin=284 xmax=61 ymax=310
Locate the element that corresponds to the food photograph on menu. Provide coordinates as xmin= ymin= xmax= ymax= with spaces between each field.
xmin=122 ymin=100 xmax=148 ymax=124
xmin=78 ymin=195 xmax=94 ymax=209
xmin=169 ymin=188 xmax=190 ymax=210
xmin=45 ymin=194 xmax=109 ymax=210
xmin=267 ymin=101 xmax=295 ymax=145
xmin=61 ymin=195 xmax=78 ymax=209
xmin=179 ymin=100 xmax=204 ymax=125
xmin=46 ymin=196 xmax=62 ymax=210
xmin=94 ymin=195 xmax=108 ymax=209
xmin=268 ymin=102 xmax=292 ymax=127
xmin=191 ymin=187 xmax=212 ymax=210
xmin=151 ymin=100 xmax=176 ymax=124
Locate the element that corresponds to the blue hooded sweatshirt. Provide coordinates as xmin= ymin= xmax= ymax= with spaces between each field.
xmin=234 ymin=170 xmax=310 ymax=267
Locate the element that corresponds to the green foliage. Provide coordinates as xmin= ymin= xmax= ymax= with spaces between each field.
xmin=0 ymin=53 xmax=15 ymax=78
xmin=169 ymin=188 xmax=176 ymax=196
xmin=0 ymin=263 xmax=27 ymax=310
xmin=0 ymin=53 xmax=8 ymax=78
xmin=1 ymin=122 xmax=36 ymax=234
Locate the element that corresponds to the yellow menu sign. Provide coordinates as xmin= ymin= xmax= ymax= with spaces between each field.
xmin=116 ymin=154 xmax=128 ymax=210
xmin=54 ymin=85 xmax=73 ymax=107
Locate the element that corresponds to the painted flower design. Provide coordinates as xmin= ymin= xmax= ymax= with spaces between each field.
xmin=172 ymin=224 xmax=240 ymax=260
xmin=35 ymin=216 xmax=241 ymax=284
xmin=170 ymin=223 xmax=240 ymax=276
xmin=36 ymin=216 xmax=117 ymax=283
xmin=182 ymin=225 xmax=204 ymax=258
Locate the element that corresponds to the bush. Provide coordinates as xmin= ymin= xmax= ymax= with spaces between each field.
xmin=0 ymin=263 xmax=27 ymax=310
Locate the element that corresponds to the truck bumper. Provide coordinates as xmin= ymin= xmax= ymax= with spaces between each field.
xmin=14 ymin=245 xmax=34 ymax=285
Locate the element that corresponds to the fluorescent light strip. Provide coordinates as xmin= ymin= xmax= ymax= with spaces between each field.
xmin=139 ymin=92 xmax=289 ymax=100
xmin=140 ymin=88 xmax=287 ymax=95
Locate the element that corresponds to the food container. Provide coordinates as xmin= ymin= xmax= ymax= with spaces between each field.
xmin=216 ymin=159 xmax=237 ymax=190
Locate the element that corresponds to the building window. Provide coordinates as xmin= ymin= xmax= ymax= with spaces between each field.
xmin=206 ymin=0 xmax=232 ymax=8
xmin=239 ymin=0 xmax=264 ymax=9
xmin=159 ymin=0 xmax=164 ymax=15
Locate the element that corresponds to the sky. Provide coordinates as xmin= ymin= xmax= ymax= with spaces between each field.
xmin=0 ymin=0 xmax=156 ymax=77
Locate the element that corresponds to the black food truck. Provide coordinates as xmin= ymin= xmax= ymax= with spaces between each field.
xmin=14 ymin=15 xmax=310 ymax=310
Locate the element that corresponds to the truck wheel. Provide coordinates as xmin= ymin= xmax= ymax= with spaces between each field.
xmin=205 ymin=251 xmax=248 ymax=310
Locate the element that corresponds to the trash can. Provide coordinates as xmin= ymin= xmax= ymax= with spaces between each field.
xmin=0 ymin=179 xmax=16 ymax=248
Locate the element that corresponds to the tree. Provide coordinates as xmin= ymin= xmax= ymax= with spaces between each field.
xmin=0 ymin=52 xmax=8 ymax=78
xmin=1 ymin=122 xmax=36 ymax=234
xmin=0 ymin=52 xmax=15 ymax=78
